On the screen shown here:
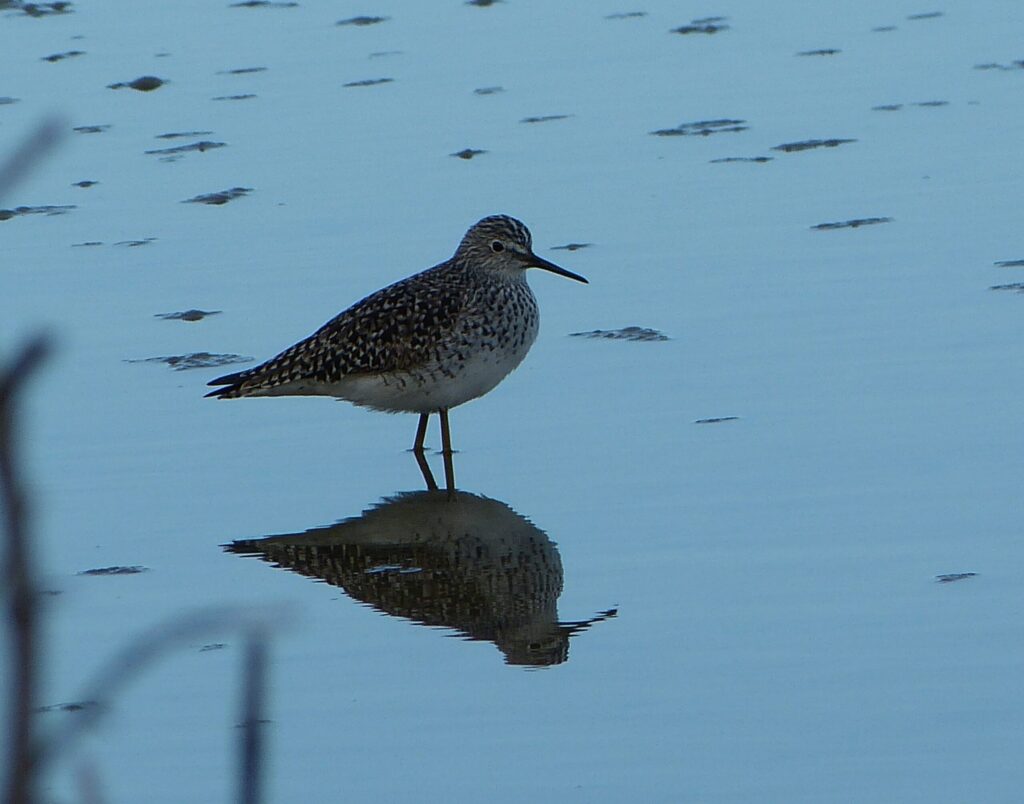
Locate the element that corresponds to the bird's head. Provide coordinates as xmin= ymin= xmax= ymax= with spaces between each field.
xmin=455 ymin=215 xmax=588 ymax=284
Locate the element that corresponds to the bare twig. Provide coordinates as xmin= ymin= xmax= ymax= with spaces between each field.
xmin=1 ymin=335 xmax=53 ymax=804
xmin=0 ymin=119 xmax=64 ymax=201
xmin=3 ymin=122 xmax=277 ymax=804
xmin=35 ymin=606 xmax=283 ymax=771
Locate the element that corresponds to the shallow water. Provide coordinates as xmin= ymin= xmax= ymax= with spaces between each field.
xmin=3 ymin=1 xmax=1024 ymax=801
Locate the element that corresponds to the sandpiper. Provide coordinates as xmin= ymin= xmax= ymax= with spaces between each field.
xmin=206 ymin=215 xmax=587 ymax=473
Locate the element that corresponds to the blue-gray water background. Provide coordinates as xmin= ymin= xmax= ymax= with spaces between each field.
xmin=3 ymin=1 xmax=1023 ymax=801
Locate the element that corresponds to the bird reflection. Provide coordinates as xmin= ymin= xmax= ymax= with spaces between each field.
xmin=226 ymin=489 xmax=615 ymax=666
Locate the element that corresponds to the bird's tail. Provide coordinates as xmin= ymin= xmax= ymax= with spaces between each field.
xmin=205 ymin=369 xmax=249 ymax=398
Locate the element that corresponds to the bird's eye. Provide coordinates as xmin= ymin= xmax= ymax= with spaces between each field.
xmin=490 ymin=240 xmax=505 ymax=253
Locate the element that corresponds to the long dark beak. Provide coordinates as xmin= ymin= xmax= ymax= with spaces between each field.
xmin=523 ymin=251 xmax=588 ymax=284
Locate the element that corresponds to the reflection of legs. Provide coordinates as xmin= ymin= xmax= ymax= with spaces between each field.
xmin=412 ymin=412 xmax=429 ymax=453
xmin=411 ymin=412 xmax=439 ymax=490
xmin=438 ymin=408 xmax=455 ymax=492
xmin=413 ymin=448 xmax=438 ymax=491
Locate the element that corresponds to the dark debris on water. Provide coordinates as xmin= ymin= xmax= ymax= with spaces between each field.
xmin=694 ymin=416 xmax=739 ymax=424
xmin=145 ymin=140 xmax=226 ymax=156
xmin=5 ymin=1 xmax=73 ymax=16
xmin=337 ymin=15 xmax=389 ymax=25
xmin=710 ymin=156 xmax=772 ymax=164
xmin=570 ymin=327 xmax=669 ymax=342
xmin=797 ymin=48 xmax=841 ymax=56
xmin=473 ymin=86 xmax=504 ymax=95
xmin=773 ymin=138 xmax=856 ymax=153
xmin=0 ymin=204 xmax=75 ymax=221
xmin=42 ymin=49 xmax=85 ymax=62
xmin=521 ymin=114 xmax=571 ymax=124
xmin=651 ymin=119 xmax=747 ymax=137
xmin=183 ymin=187 xmax=252 ymax=205
xmin=875 ymin=101 xmax=950 ymax=111
xmin=975 ymin=61 xmax=1024 ymax=72
xmin=994 ymin=259 xmax=1024 ymax=267
xmin=73 ymin=124 xmax=110 ymax=134
xmin=156 ymin=130 xmax=214 ymax=139
xmin=812 ymin=217 xmax=892 ymax=231
xmin=451 ymin=148 xmax=486 ymax=160
xmin=989 ymin=283 xmax=1024 ymax=293
xmin=212 ymin=94 xmax=256 ymax=101
xmin=36 ymin=701 xmax=98 ymax=714
xmin=343 ymin=78 xmax=393 ymax=87
xmin=936 ymin=573 xmax=976 ymax=583
xmin=605 ymin=11 xmax=647 ymax=19
xmin=108 ymin=75 xmax=166 ymax=91
xmin=230 ymin=1 xmax=298 ymax=7
xmin=156 ymin=310 xmax=222 ymax=322
xmin=551 ymin=243 xmax=592 ymax=251
xmin=127 ymin=353 xmax=252 ymax=370
xmin=78 ymin=565 xmax=149 ymax=576
xmin=672 ymin=17 xmax=729 ymax=35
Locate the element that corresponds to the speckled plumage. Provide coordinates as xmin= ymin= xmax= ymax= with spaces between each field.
xmin=206 ymin=216 xmax=587 ymax=432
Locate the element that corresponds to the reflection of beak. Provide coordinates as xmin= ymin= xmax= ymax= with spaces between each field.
xmin=522 ymin=251 xmax=589 ymax=284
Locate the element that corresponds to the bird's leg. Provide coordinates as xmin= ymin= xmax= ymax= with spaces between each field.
xmin=438 ymin=408 xmax=456 ymax=492
xmin=412 ymin=412 xmax=430 ymax=453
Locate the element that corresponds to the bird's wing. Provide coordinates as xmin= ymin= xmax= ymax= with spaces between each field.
xmin=207 ymin=265 xmax=470 ymax=396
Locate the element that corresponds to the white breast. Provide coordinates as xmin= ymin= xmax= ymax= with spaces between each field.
xmin=334 ymin=316 xmax=539 ymax=413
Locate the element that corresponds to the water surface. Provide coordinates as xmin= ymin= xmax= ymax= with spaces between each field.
xmin=3 ymin=1 xmax=1023 ymax=801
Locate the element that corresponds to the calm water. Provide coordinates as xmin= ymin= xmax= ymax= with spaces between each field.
xmin=3 ymin=1 xmax=1023 ymax=801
